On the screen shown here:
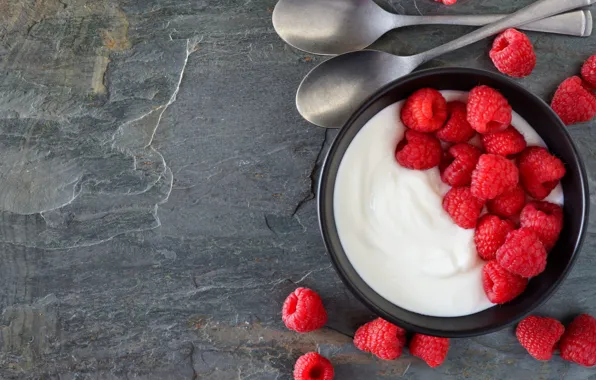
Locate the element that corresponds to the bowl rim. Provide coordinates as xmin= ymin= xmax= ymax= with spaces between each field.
xmin=317 ymin=67 xmax=590 ymax=337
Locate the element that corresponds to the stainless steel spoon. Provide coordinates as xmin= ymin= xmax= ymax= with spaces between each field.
xmin=296 ymin=0 xmax=596 ymax=129
xmin=273 ymin=0 xmax=593 ymax=55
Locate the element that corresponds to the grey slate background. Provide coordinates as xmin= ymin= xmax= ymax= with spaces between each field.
xmin=0 ymin=0 xmax=595 ymax=378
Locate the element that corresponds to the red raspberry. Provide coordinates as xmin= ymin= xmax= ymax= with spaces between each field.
xmin=282 ymin=288 xmax=327 ymax=333
xmin=486 ymin=185 xmax=526 ymax=218
xmin=581 ymin=54 xmax=596 ymax=88
xmin=395 ymin=130 xmax=442 ymax=170
xmin=442 ymin=187 xmax=485 ymax=229
xmin=409 ymin=334 xmax=449 ymax=368
xmin=496 ymin=228 xmax=547 ymax=278
xmin=436 ymin=101 xmax=476 ymax=143
xmin=400 ymin=88 xmax=448 ymax=132
xmin=293 ymin=352 xmax=334 ymax=380
xmin=482 ymin=126 xmax=527 ymax=157
xmin=353 ymin=318 xmax=406 ymax=360
xmin=467 ymin=85 xmax=512 ymax=134
xmin=440 ymin=143 xmax=482 ymax=187
xmin=435 ymin=0 xmax=457 ymax=5
xmin=474 ymin=214 xmax=516 ymax=261
xmin=551 ymin=76 xmax=596 ymax=125
xmin=560 ymin=314 xmax=596 ymax=367
xmin=516 ymin=316 xmax=565 ymax=361
xmin=520 ymin=201 xmax=563 ymax=251
xmin=518 ymin=147 xmax=566 ymax=200
xmin=482 ymin=260 xmax=528 ymax=304
xmin=489 ymin=29 xmax=536 ymax=78
xmin=470 ymin=154 xmax=519 ymax=200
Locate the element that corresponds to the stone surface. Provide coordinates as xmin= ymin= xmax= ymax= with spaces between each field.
xmin=0 ymin=0 xmax=595 ymax=378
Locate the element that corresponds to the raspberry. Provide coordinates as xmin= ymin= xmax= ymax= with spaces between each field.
xmin=489 ymin=29 xmax=536 ymax=78
xmin=518 ymin=147 xmax=566 ymax=200
xmin=560 ymin=314 xmax=596 ymax=367
xmin=282 ymin=288 xmax=327 ymax=333
xmin=467 ymin=85 xmax=512 ymax=134
xmin=440 ymin=143 xmax=482 ymax=187
xmin=395 ymin=130 xmax=442 ymax=170
xmin=436 ymin=101 xmax=476 ymax=143
xmin=435 ymin=0 xmax=457 ymax=5
xmin=470 ymin=154 xmax=519 ymax=200
xmin=516 ymin=316 xmax=565 ymax=361
xmin=293 ymin=352 xmax=334 ymax=380
xmin=400 ymin=88 xmax=448 ymax=132
xmin=496 ymin=227 xmax=547 ymax=278
xmin=581 ymin=54 xmax=596 ymax=88
xmin=442 ymin=187 xmax=485 ymax=229
xmin=482 ymin=260 xmax=528 ymax=304
xmin=551 ymin=76 xmax=596 ymax=125
xmin=409 ymin=334 xmax=449 ymax=368
xmin=486 ymin=185 xmax=526 ymax=218
xmin=353 ymin=318 xmax=406 ymax=360
xmin=482 ymin=126 xmax=527 ymax=157
xmin=520 ymin=201 xmax=563 ymax=251
xmin=475 ymin=215 xmax=516 ymax=261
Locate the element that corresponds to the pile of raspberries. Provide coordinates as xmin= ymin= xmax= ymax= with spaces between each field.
xmin=282 ymin=288 xmax=596 ymax=379
xmin=398 ymin=84 xmax=565 ymax=304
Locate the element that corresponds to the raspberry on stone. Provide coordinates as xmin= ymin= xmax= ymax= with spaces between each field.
xmin=435 ymin=0 xmax=457 ymax=5
xmin=482 ymin=126 xmax=527 ymax=157
xmin=551 ymin=76 xmax=596 ymax=125
xmin=518 ymin=147 xmax=566 ymax=200
xmin=475 ymin=214 xmax=516 ymax=261
xmin=581 ymin=54 xmax=596 ymax=88
xmin=409 ymin=334 xmax=450 ymax=368
xmin=471 ymin=154 xmax=519 ymax=200
xmin=293 ymin=352 xmax=334 ymax=380
xmin=442 ymin=186 xmax=485 ymax=229
xmin=520 ymin=201 xmax=563 ymax=251
xmin=467 ymin=85 xmax=512 ymax=134
xmin=400 ymin=88 xmax=448 ymax=132
xmin=560 ymin=314 xmax=596 ymax=367
xmin=516 ymin=316 xmax=565 ymax=361
xmin=395 ymin=130 xmax=442 ymax=170
xmin=496 ymin=228 xmax=547 ymax=278
xmin=353 ymin=318 xmax=407 ymax=360
xmin=436 ymin=101 xmax=476 ymax=143
xmin=482 ymin=260 xmax=528 ymax=304
xmin=440 ymin=143 xmax=482 ymax=187
xmin=282 ymin=288 xmax=327 ymax=333
xmin=486 ymin=185 xmax=526 ymax=218
xmin=489 ymin=29 xmax=536 ymax=78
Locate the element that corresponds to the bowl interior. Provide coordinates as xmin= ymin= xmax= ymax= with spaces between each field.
xmin=318 ymin=68 xmax=589 ymax=337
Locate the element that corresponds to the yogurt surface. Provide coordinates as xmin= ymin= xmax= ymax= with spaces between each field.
xmin=333 ymin=90 xmax=563 ymax=317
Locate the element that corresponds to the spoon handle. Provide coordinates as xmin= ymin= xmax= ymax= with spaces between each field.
xmin=415 ymin=0 xmax=596 ymax=65
xmin=399 ymin=10 xmax=591 ymax=37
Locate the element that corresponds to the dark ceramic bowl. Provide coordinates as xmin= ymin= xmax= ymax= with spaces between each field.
xmin=318 ymin=67 xmax=589 ymax=338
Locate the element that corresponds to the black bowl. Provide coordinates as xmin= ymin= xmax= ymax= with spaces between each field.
xmin=318 ymin=67 xmax=589 ymax=338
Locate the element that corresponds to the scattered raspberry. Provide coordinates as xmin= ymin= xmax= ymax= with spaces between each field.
xmin=516 ymin=316 xmax=565 ymax=361
xmin=282 ymin=288 xmax=327 ymax=333
xmin=581 ymin=54 xmax=596 ymax=88
xmin=489 ymin=29 xmax=536 ymax=78
xmin=409 ymin=334 xmax=450 ymax=368
xmin=482 ymin=260 xmax=528 ymax=304
xmin=482 ymin=126 xmax=527 ymax=157
xmin=470 ymin=154 xmax=519 ymax=200
xmin=551 ymin=76 xmax=596 ymax=125
xmin=293 ymin=352 xmax=334 ymax=380
xmin=353 ymin=318 xmax=406 ymax=360
xmin=440 ymin=143 xmax=482 ymax=187
xmin=442 ymin=187 xmax=485 ymax=229
xmin=486 ymin=185 xmax=526 ymax=218
xmin=467 ymin=85 xmax=512 ymax=134
xmin=518 ymin=147 xmax=566 ymax=200
xmin=436 ymin=101 xmax=476 ymax=143
xmin=560 ymin=314 xmax=596 ymax=367
xmin=400 ymin=88 xmax=448 ymax=132
xmin=520 ymin=201 xmax=563 ymax=251
xmin=395 ymin=130 xmax=442 ymax=170
xmin=475 ymin=215 xmax=516 ymax=261
xmin=496 ymin=227 xmax=547 ymax=278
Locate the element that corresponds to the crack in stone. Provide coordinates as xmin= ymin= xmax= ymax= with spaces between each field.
xmin=188 ymin=342 xmax=198 ymax=380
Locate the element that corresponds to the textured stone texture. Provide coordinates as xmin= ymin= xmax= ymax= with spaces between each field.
xmin=0 ymin=0 xmax=595 ymax=378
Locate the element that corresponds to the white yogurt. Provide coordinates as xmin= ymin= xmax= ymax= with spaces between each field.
xmin=334 ymin=91 xmax=563 ymax=317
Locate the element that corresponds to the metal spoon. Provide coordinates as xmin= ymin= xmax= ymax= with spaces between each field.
xmin=273 ymin=0 xmax=593 ymax=56
xmin=296 ymin=0 xmax=596 ymax=129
